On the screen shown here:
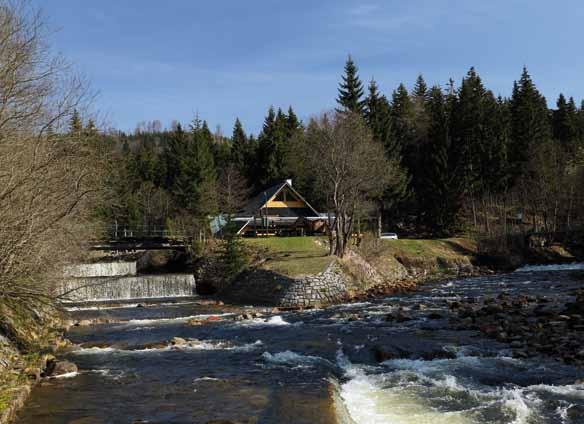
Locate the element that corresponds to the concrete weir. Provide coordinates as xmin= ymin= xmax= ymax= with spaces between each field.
xmin=59 ymin=274 xmax=196 ymax=302
xmin=60 ymin=260 xmax=196 ymax=302
xmin=63 ymin=262 xmax=137 ymax=278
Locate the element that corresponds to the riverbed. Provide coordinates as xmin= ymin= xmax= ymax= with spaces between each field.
xmin=15 ymin=264 xmax=584 ymax=423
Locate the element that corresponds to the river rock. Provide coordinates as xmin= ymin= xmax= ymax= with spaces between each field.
xmin=170 ymin=337 xmax=187 ymax=346
xmin=45 ymin=359 xmax=78 ymax=377
xmin=25 ymin=366 xmax=41 ymax=381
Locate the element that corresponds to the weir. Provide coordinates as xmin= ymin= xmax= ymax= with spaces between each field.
xmin=63 ymin=262 xmax=137 ymax=278
xmin=59 ymin=274 xmax=196 ymax=302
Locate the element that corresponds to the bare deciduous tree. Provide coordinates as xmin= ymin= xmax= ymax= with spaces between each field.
xmin=0 ymin=0 xmax=103 ymax=309
xmin=307 ymin=112 xmax=393 ymax=257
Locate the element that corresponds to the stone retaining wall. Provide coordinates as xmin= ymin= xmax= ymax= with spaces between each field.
xmin=222 ymin=262 xmax=349 ymax=307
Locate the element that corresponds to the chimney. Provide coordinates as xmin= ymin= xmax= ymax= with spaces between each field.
xmin=286 ymin=179 xmax=292 ymax=187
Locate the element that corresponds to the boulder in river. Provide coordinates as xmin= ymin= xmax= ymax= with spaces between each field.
xmin=170 ymin=337 xmax=188 ymax=346
xmin=44 ymin=359 xmax=78 ymax=377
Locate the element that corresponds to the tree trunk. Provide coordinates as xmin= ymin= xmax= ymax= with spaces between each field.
xmin=377 ymin=201 xmax=382 ymax=239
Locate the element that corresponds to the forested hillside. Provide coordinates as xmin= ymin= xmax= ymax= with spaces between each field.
xmin=94 ymin=56 xmax=584 ymax=251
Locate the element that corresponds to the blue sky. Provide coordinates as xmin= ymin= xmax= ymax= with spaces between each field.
xmin=39 ymin=1 xmax=584 ymax=135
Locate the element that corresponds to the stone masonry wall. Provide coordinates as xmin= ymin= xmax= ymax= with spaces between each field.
xmin=222 ymin=262 xmax=349 ymax=308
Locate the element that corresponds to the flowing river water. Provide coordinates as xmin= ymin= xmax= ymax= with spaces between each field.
xmin=15 ymin=264 xmax=584 ymax=423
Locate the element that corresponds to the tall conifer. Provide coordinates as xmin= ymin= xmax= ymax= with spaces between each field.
xmin=422 ymin=86 xmax=457 ymax=234
xmin=336 ymin=55 xmax=365 ymax=114
xmin=231 ymin=118 xmax=248 ymax=174
xmin=364 ymin=79 xmax=396 ymax=159
xmin=509 ymin=67 xmax=551 ymax=181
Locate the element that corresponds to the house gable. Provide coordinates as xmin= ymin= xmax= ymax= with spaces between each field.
xmin=233 ymin=180 xmax=322 ymax=235
xmin=265 ymin=186 xmax=308 ymax=210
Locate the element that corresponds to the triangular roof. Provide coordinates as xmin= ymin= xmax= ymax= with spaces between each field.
xmin=237 ymin=180 xmax=319 ymax=217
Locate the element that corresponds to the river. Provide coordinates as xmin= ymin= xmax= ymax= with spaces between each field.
xmin=15 ymin=264 xmax=584 ymax=423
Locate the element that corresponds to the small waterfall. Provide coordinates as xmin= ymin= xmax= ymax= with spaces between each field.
xmin=63 ymin=262 xmax=137 ymax=278
xmin=59 ymin=274 xmax=196 ymax=302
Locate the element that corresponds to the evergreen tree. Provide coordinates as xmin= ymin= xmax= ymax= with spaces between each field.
xmin=413 ymin=74 xmax=428 ymax=102
xmin=364 ymin=79 xmax=393 ymax=151
xmin=255 ymin=107 xmax=279 ymax=187
xmin=483 ymin=95 xmax=510 ymax=194
xmin=553 ymin=94 xmax=578 ymax=153
xmin=390 ymin=83 xmax=415 ymax=157
xmin=450 ymin=67 xmax=488 ymax=198
xmin=578 ymin=101 xmax=584 ymax=145
xmin=336 ymin=55 xmax=365 ymax=114
xmin=273 ymin=108 xmax=289 ymax=178
xmin=421 ymin=86 xmax=457 ymax=234
xmin=231 ymin=118 xmax=248 ymax=174
xmin=285 ymin=106 xmax=303 ymax=137
xmin=189 ymin=116 xmax=218 ymax=219
xmin=163 ymin=123 xmax=188 ymax=196
xmin=254 ymin=107 xmax=290 ymax=187
xmin=69 ymin=109 xmax=82 ymax=136
xmin=85 ymin=119 xmax=98 ymax=137
xmin=509 ymin=67 xmax=551 ymax=181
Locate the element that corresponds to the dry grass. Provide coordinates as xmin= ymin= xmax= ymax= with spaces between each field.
xmin=362 ymin=237 xmax=478 ymax=260
xmin=245 ymin=237 xmax=332 ymax=277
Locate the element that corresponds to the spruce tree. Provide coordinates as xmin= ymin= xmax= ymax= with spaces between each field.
xmin=273 ymin=108 xmax=289 ymax=179
xmin=390 ymin=83 xmax=415 ymax=156
xmin=413 ymin=74 xmax=428 ymax=102
xmin=256 ymin=107 xmax=279 ymax=187
xmin=509 ymin=67 xmax=551 ymax=182
xmin=336 ymin=55 xmax=365 ymax=114
xmin=231 ymin=118 xmax=248 ymax=175
xmin=84 ymin=119 xmax=98 ymax=138
xmin=164 ymin=123 xmax=188 ymax=197
xmin=285 ymin=106 xmax=302 ymax=137
xmin=421 ymin=86 xmax=456 ymax=234
xmin=482 ymin=94 xmax=510 ymax=194
xmin=69 ymin=109 xmax=82 ymax=137
xmin=189 ymin=116 xmax=218 ymax=219
xmin=450 ymin=67 xmax=488 ymax=198
xmin=553 ymin=94 xmax=578 ymax=153
xmin=364 ymin=79 xmax=394 ymax=154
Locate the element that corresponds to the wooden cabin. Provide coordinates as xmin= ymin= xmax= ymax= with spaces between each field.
xmin=231 ymin=180 xmax=327 ymax=236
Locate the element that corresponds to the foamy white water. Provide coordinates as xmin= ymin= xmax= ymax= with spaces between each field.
xmin=123 ymin=312 xmax=234 ymax=326
xmin=73 ymin=339 xmax=263 ymax=355
xmin=261 ymin=350 xmax=333 ymax=368
xmin=334 ymin=349 xmax=578 ymax=424
xmin=235 ymin=315 xmax=299 ymax=328
xmin=515 ymin=263 xmax=584 ymax=272
xmin=65 ymin=301 xmax=196 ymax=311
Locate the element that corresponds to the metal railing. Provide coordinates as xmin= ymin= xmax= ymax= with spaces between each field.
xmin=105 ymin=224 xmax=191 ymax=241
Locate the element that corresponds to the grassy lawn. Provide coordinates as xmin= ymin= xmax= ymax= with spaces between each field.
xmin=372 ymin=237 xmax=478 ymax=260
xmin=245 ymin=236 xmax=332 ymax=277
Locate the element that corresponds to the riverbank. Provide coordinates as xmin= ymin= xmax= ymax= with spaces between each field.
xmin=0 ymin=299 xmax=71 ymax=424
xmin=218 ymin=235 xmax=583 ymax=308
xmin=219 ymin=237 xmax=490 ymax=307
